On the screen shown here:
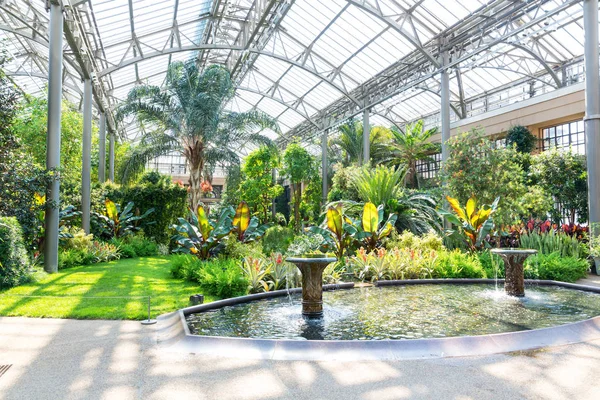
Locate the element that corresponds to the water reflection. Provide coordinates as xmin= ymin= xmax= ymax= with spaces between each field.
xmin=186 ymin=285 xmax=600 ymax=340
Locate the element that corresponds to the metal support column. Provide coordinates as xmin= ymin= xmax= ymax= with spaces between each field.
xmin=82 ymin=79 xmax=92 ymax=233
xmin=362 ymin=108 xmax=370 ymax=165
xmin=44 ymin=2 xmax=63 ymax=274
xmin=108 ymin=132 xmax=115 ymax=182
xmin=584 ymin=0 xmax=600 ymax=273
xmin=321 ymin=129 xmax=328 ymax=205
xmin=440 ymin=50 xmax=451 ymax=163
xmin=98 ymin=113 xmax=106 ymax=182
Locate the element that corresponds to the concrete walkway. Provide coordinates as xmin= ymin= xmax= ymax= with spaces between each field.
xmin=1 ymin=316 xmax=600 ymax=400
xmin=577 ymin=273 xmax=600 ymax=287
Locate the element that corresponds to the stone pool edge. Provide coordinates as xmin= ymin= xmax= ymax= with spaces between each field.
xmin=155 ymin=279 xmax=600 ymax=361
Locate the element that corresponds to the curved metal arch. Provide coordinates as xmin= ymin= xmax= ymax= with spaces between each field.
xmin=0 ymin=25 xmax=48 ymax=47
xmin=98 ymin=45 xmax=362 ymax=107
xmin=6 ymin=71 xmax=83 ymax=96
xmin=507 ymin=42 xmax=562 ymax=88
xmin=235 ymin=86 xmax=321 ymax=129
xmin=344 ymin=0 xmax=440 ymax=68
xmin=413 ymin=86 xmax=464 ymax=118
xmin=367 ymin=111 xmax=404 ymax=131
xmin=0 ymin=25 xmax=84 ymax=78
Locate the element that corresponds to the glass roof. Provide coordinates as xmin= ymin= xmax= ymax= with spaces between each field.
xmin=0 ymin=0 xmax=593 ymax=143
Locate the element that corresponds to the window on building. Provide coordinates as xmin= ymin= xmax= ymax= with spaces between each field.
xmin=541 ymin=120 xmax=585 ymax=154
xmin=147 ymin=151 xmax=188 ymax=175
xmin=416 ymin=152 xmax=442 ymax=180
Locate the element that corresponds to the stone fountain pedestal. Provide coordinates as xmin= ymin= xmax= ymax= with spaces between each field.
xmin=490 ymin=248 xmax=538 ymax=297
xmin=287 ymin=256 xmax=337 ymax=317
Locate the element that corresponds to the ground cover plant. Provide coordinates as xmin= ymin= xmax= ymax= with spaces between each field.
xmin=0 ymin=256 xmax=216 ymax=319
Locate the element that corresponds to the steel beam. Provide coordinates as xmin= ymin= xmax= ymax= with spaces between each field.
xmin=98 ymin=113 xmax=106 ymax=182
xmin=322 ymin=129 xmax=328 ymax=205
xmin=362 ymin=108 xmax=370 ymax=165
xmin=440 ymin=50 xmax=450 ymax=163
xmin=109 ymin=132 xmax=115 ymax=182
xmin=584 ymin=0 xmax=600 ymax=266
xmin=44 ymin=2 xmax=63 ymax=274
xmin=82 ymin=79 xmax=92 ymax=234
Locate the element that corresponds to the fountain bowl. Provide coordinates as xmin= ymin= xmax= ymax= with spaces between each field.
xmin=159 ymin=279 xmax=600 ymax=362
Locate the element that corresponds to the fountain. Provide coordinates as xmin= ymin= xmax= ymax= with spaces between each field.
xmin=286 ymin=256 xmax=337 ymax=317
xmin=490 ymin=248 xmax=538 ymax=297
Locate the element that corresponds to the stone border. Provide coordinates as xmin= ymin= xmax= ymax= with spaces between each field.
xmin=155 ymin=280 xmax=600 ymax=361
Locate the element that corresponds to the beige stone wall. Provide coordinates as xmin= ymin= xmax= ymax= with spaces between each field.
xmin=429 ymin=82 xmax=585 ymax=144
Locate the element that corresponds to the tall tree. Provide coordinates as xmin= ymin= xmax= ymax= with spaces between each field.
xmin=239 ymin=146 xmax=283 ymax=222
xmin=387 ymin=120 xmax=439 ymax=189
xmin=0 ymin=48 xmax=47 ymax=248
xmin=116 ymin=61 xmax=279 ymax=210
xmin=282 ymin=143 xmax=315 ymax=231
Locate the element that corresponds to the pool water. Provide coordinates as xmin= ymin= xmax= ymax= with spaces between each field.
xmin=186 ymin=285 xmax=600 ymax=340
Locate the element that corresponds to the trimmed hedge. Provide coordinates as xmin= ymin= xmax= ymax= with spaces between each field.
xmin=93 ymin=172 xmax=187 ymax=244
xmin=0 ymin=216 xmax=31 ymax=289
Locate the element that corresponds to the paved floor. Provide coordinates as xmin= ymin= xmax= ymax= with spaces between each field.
xmin=1 ymin=275 xmax=600 ymax=400
xmin=1 ymin=315 xmax=600 ymax=400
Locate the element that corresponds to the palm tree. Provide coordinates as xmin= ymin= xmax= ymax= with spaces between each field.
xmin=387 ymin=120 xmax=440 ymax=189
xmin=116 ymin=61 xmax=278 ymax=210
xmin=329 ymin=119 xmax=390 ymax=166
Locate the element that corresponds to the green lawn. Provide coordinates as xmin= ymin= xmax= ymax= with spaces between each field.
xmin=0 ymin=256 xmax=217 ymax=320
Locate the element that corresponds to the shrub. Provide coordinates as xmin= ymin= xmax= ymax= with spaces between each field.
xmin=170 ymin=254 xmax=202 ymax=280
xmin=0 ymin=217 xmax=32 ymax=289
xmin=262 ymin=226 xmax=295 ymax=255
xmin=440 ymin=128 xmax=533 ymax=225
xmin=286 ymin=234 xmax=325 ymax=257
xmin=506 ymin=125 xmax=536 ymax=153
xmin=117 ymin=243 xmax=137 ymax=259
xmin=385 ymin=231 xmax=444 ymax=251
xmin=109 ymin=233 xmax=159 ymax=258
xmin=58 ymin=231 xmax=120 ymax=269
xmin=433 ymin=250 xmax=486 ymax=278
xmin=58 ymin=249 xmax=89 ymax=269
xmin=478 ymin=250 xmax=504 ymax=278
xmin=327 ymin=165 xmax=361 ymax=202
xmin=524 ymin=252 xmax=589 ymax=282
xmin=222 ymin=237 xmax=264 ymax=260
xmin=194 ymin=259 xmax=248 ymax=298
xmin=349 ymin=247 xmax=438 ymax=281
xmin=125 ymin=233 xmax=158 ymax=257
xmin=530 ymin=149 xmax=587 ymax=225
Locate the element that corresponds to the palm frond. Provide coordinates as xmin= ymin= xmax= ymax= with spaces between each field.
xmin=118 ymin=134 xmax=178 ymax=184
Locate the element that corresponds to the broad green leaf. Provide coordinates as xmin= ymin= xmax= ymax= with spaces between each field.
xmin=327 ymin=206 xmax=343 ymax=237
xmin=362 ymin=202 xmax=378 ymax=233
xmin=233 ymin=201 xmax=251 ymax=234
xmin=477 ymin=218 xmax=495 ymax=247
xmin=105 ymin=199 xmax=118 ymax=221
xmin=445 ymin=196 xmax=467 ymax=221
xmin=379 ymin=222 xmax=394 ymax=238
xmin=466 ymin=197 xmax=476 ymax=221
xmin=197 ymin=206 xmax=211 ymax=241
xmin=439 ymin=209 xmax=462 ymax=227
xmin=474 ymin=208 xmax=492 ymax=229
